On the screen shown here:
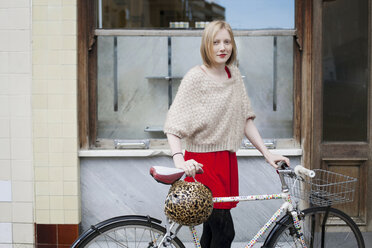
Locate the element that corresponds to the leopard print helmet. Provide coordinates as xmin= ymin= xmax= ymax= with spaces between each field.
xmin=164 ymin=180 xmax=213 ymax=226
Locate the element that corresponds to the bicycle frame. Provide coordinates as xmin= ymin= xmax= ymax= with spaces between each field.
xmin=173 ymin=192 xmax=308 ymax=248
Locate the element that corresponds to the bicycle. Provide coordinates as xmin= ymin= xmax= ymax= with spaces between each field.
xmin=71 ymin=163 xmax=365 ymax=248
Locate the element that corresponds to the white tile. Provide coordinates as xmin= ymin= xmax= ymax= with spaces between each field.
xmin=8 ymin=30 xmax=30 ymax=52
xmin=0 ymin=75 xmax=9 ymax=95
xmin=8 ymin=74 xmax=31 ymax=95
xmin=0 ymin=9 xmax=9 ymax=30
xmin=12 ymin=181 xmax=33 ymax=202
xmin=0 ymin=202 xmax=12 ymax=222
xmin=9 ymin=0 xmax=30 ymax=8
xmin=8 ymin=8 xmax=30 ymax=30
xmin=0 ymin=31 xmax=9 ymax=51
xmin=9 ymin=52 xmax=31 ymax=74
xmin=0 ymin=119 xmax=9 ymax=138
xmin=12 ymin=223 xmax=33 ymax=243
xmin=9 ymin=95 xmax=31 ymax=118
xmin=10 ymin=118 xmax=32 ymax=138
xmin=0 ymin=139 xmax=10 ymax=160
xmin=0 ymin=160 xmax=11 ymax=181
xmin=0 ymin=96 xmax=9 ymax=117
xmin=11 ymin=138 xmax=32 ymax=160
xmin=0 ymin=180 xmax=11 ymax=202
xmin=0 ymin=223 xmax=12 ymax=243
xmin=11 ymin=161 xmax=33 ymax=181
xmin=0 ymin=52 xmax=9 ymax=74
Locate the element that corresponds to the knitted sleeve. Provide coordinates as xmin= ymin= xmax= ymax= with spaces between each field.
xmin=163 ymin=69 xmax=201 ymax=138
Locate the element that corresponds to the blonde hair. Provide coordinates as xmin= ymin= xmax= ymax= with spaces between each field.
xmin=200 ymin=20 xmax=237 ymax=67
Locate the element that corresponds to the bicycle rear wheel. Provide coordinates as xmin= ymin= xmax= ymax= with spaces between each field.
xmin=266 ymin=206 xmax=365 ymax=248
xmin=75 ymin=219 xmax=185 ymax=248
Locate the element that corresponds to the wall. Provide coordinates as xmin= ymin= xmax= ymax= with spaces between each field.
xmin=32 ymin=0 xmax=80 ymax=246
xmin=0 ymin=0 xmax=34 ymax=246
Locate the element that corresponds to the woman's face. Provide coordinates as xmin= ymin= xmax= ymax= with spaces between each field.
xmin=212 ymin=28 xmax=232 ymax=66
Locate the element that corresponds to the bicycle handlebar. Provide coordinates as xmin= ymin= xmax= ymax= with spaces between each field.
xmin=294 ymin=165 xmax=315 ymax=178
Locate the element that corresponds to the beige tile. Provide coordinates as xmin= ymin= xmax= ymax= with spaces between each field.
xmin=12 ymin=202 xmax=33 ymax=223
xmin=34 ymin=167 xmax=49 ymax=181
xmin=35 ymin=195 xmax=49 ymax=210
xmin=33 ymin=152 xmax=49 ymax=165
xmin=33 ymin=6 xmax=48 ymax=21
xmin=33 ymin=138 xmax=48 ymax=153
xmin=63 ymin=166 xmax=78 ymax=181
xmin=63 ymin=0 xmax=77 ymax=6
xmin=32 ymin=64 xmax=48 ymax=80
xmin=47 ymin=94 xmax=64 ymax=109
xmin=49 ymin=181 xmax=63 ymax=195
xmin=49 ymin=0 xmax=62 ymax=6
xmin=11 ymin=162 xmax=33 ymax=181
xmin=33 ymin=0 xmax=48 ymax=5
xmin=62 ymin=109 xmax=76 ymax=123
xmin=32 ymin=110 xmax=48 ymax=123
xmin=63 ymin=181 xmax=78 ymax=196
xmin=48 ymin=6 xmax=62 ymax=21
xmin=48 ymin=36 xmax=63 ymax=50
xmin=0 ymin=138 xmax=11 ymax=160
xmin=61 ymin=65 xmax=76 ymax=80
xmin=11 ymin=138 xmax=32 ymax=160
xmin=47 ymin=50 xmax=62 ymax=65
xmin=49 ymin=152 xmax=63 ymax=166
xmin=33 ymin=21 xmax=48 ymax=36
xmin=63 ymin=138 xmax=77 ymax=152
xmin=49 ymin=138 xmax=63 ymax=153
xmin=62 ymin=123 xmax=77 ymax=137
xmin=62 ymin=21 xmax=76 ymax=35
xmin=62 ymin=5 xmax=76 ymax=20
xmin=10 ymin=118 xmax=32 ymax=138
xmin=0 ymin=160 xmax=11 ymax=180
xmin=33 ymin=123 xmax=48 ymax=138
xmin=49 ymin=167 xmax=63 ymax=181
xmin=35 ymin=181 xmax=49 ymax=195
xmin=33 ymin=50 xmax=48 ymax=65
xmin=64 ymin=209 xmax=80 ymax=224
xmin=32 ymin=94 xmax=48 ymax=109
xmin=62 ymin=153 xmax=78 ymax=166
xmin=32 ymin=36 xmax=48 ymax=51
xmin=12 ymin=181 xmax=33 ymax=202
xmin=62 ymin=94 xmax=77 ymax=110
xmin=47 ymin=22 xmax=63 ymax=36
xmin=35 ymin=209 xmax=50 ymax=224
xmin=0 ymin=119 xmax=10 ymax=138
xmin=47 ymin=109 xmax=63 ymax=123
xmin=48 ymin=81 xmax=65 ymax=94
xmin=32 ymin=80 xmax=48 ymax=95
xmin=46 ymin=65 xmax=62 ymax=80
xmin=13 ymin=223 xmax=34 ymax=243
xmin=0 ymin=202 xmax=12 ymax=222
xmin=48 ymin=123 xmax=63 ymax=138
xmin=50 ymin=209 xmax=64 ymax=224
xmin=50 ymin=195 xmax=63 ymax=209
xmin=62 ymin=35 xmax=76 ymax=50
xmin=62 ymin=50 xmax=76 ymax=65
xmin=61 ymin=80 xmax=77 ymax=94
xmin=63 ymin=195 xmax=78 ymax=210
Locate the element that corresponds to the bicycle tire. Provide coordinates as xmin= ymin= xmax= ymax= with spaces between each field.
xmin=75 ymin=219 xmax=185 ymax=248
xmin=265 ymin=206 xmax=365 ymax=248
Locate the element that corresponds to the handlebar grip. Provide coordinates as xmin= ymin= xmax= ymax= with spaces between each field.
xmin=294 ymin=165 xmax=315 ymax=178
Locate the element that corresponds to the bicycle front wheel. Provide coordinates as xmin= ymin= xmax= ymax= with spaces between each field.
xmin=76 ymin=219 xmax=185 ymax=248
xmin=266 ymin=206 xmax=365 ymax=248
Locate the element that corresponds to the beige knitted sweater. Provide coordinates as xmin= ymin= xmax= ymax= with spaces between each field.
xmin=164 ymin=65 xmax=256 ymax=152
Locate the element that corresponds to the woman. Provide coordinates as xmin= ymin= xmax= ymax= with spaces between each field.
xmin=163 ymin=20 xmax=290 ymax=248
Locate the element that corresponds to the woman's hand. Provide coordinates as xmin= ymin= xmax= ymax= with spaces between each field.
xmin=264 ymin=152 xmax=290 ymax=169
xmin=175 ymin=159 xmax=203 ymax=178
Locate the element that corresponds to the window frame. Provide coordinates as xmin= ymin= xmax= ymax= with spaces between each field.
xmin=78 ymin=0 xmax=303 ymax=150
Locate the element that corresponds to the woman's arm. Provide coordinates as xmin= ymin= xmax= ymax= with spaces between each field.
xmin=166 ymin=133 xmax=202 ymax=177
xmin=244 ymin=119 xmax=290 ymax=169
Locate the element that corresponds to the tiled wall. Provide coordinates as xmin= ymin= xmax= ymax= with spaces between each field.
xmin=32 ymin=0 xmax=79 ymax=228
xmin=0 ymin=0 xmax=34 ymax=246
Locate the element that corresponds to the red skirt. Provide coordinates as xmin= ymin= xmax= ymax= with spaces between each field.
xmin=184 ymin=150 xmax=239 ymax=209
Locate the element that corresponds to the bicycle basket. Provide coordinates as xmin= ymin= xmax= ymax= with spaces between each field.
xmin=284 ymin=169 xmax=357 ymax=206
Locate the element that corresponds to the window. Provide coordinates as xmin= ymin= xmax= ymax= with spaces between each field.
xmin=84 ymin=0 xmax=297 ymax=149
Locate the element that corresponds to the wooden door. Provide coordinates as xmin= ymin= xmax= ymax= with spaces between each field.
xmin=312 ymin=0 xmax=371 ymax=226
